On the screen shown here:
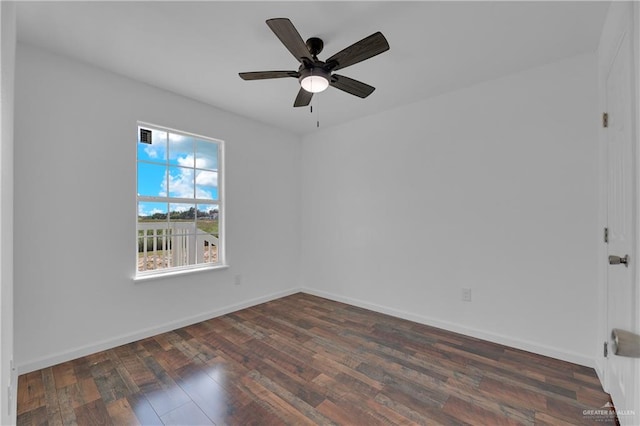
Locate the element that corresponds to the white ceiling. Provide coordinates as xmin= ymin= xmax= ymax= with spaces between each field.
xmin=16 ymin=1 xmax=609 ymax=135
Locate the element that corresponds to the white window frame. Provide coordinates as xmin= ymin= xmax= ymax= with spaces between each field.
xmin=135 ymin=122 xmax=226 ymax=280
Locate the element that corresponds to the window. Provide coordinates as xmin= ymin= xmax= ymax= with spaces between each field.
xmin=136 ymin=123 xmax=224 ymax=276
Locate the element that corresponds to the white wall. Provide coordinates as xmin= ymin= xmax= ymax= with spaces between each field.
xmin=14 ymin=44 xmax=301 ymax=372
xmin=1 ymin=2 xmax=17 ymax=423
xmin=301 ymin=53 xmax=599 ymax=366
xmin=13 ymin=41 xmax=602 ymax=375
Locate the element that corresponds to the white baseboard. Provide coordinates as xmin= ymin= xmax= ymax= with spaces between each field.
xmin=302 ymin=288 xmax=596 ymax=368
xmin=18 ymin=286 xmax=598 ymax=375
xmin=17 ymin=288 xmax=302 ymax=374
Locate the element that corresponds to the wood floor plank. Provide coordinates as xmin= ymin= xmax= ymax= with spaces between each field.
xmin=316 ymin=399 xmax=360 ymax=425
xmin=55 ymin=382 xmax=78 ymax=425
xmin=107 ymin=349 xmax=141 ymax=395
xmin=237 ymin=371 xmax=317 ymax=425
xmin=576 ymin=386 xmax=614 ymax=408
xmin=203 ymin=355 xmax=256 ymax=409
xmin=56 ymin=384 xmax=84 ymax=410
xmin=105 ymin=397 xmax=141 ymax=426
xmin=126 ymin=393 xmax=163 ymax=425
xmin=256 ymin=357 xmax=327 ymax=407
xmin=546 ymin=395 xmax=616 ymax=425
xmin=17 ymin=292 xmax=617 ymax=426
xmin=362 ymin=395 xmax=421 ymax=426
xmin=113 ymin=348 xmax=157 ymax=389
xmin=535 ymin=410 xmax=583 ymax=426
xmin=181 ymin=336 xmax=219 ymax=363
xmin=479 ymin=376 xmax=547 ymax=411
xmin=52 ymin=363 xmax=77 ymax=390
xmin=175 ymin=368 xmax=239 ymax=425
xmin=443 ymin=395 xmax=523 ymax=426
xmin=229 ymin=400 xmax=285 ymax=425
xmin=93 ymin=368 xmax=131 ymax=405
xmin=41 ymin=368 xmax=64 ymax=426
xmin=160 ymin=400 xmax=214 ymax=425
xmin=246 ymin=369 xmax=335 ymax=425
xmin=16 ymin=406 xmax=49 ymax=426
xmin=71 ymin=358 xmax=93 ymax=382
xmin=17 ymin=372 xmax=45 ymax=415
xmin=311 ymin=353 xmax=384 ymax=391
xmin=373 ymin=392 xmax=447 ymax=425
xmin=138 ymin=357 xmax=191 ymax=418
xmin=74 ymin=398 xmax=113 ymax=426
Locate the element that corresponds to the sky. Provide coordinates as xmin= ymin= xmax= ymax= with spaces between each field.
xmin=137 ymin=128 xmax=219 ymax=217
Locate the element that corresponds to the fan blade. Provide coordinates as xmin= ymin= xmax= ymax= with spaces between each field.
xmin=330 ymin=74 xmax=375 ymax=98
xmin=266 ymin=18 xmax=312 ymax=63
xmin=294 ymin=87 xmax=313 ymax=107
xmin=325 ymin=32 xmax=389 ymax=71
xmin=239 ymin=71 xmax=299 ymax=80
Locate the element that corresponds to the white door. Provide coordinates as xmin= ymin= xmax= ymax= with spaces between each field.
xmin=602 ymin=3 xmax=638 ymax=425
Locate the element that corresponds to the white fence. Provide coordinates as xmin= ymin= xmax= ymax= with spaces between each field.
xmin=138 ymin=222 xmax=218 ymax=271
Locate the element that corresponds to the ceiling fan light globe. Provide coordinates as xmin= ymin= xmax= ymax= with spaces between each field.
xmin=301 ymin=75 xmax=329 ymax=93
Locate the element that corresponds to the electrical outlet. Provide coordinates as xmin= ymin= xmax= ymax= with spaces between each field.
xmin=234 ymin=274 xmax=242 ymax=286
xmin=461 ymin=288 xmax=472 ymax=302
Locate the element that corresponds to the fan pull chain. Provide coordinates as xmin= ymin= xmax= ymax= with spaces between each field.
xmin=316 ymin=95 xmax=320 ymax=128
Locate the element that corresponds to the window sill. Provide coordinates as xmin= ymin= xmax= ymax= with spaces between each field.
xmin=133 ymin=264 xmax=230 ymax=282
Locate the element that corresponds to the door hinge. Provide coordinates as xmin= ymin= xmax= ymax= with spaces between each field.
xmin=604 ymin=341 xmax=608 ymax=357
xmin=604 ymin=227 xmax=609 ymax=243
xmin=603 ymin=112 xmax=609 ymax=128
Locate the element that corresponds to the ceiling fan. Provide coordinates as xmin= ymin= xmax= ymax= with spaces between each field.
xmin=239 ymin=18 xmax=390 ymax=107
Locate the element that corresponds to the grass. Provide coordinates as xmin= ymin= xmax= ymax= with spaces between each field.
xmin=138 ymin=219 xmax=219 ymax=236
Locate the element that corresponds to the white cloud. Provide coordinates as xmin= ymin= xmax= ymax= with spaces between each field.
xmin=195 ymin=156 xmax=216 ymax=170
xmin=195 ymin=187 xmax=214 ymax=199
xmin=169 ymin=134 xmax=193 ymax=162
xmin=138 ymin=204 xmax=166 ymax=216
xmin=177 ymin=154 xmax=194 ymax=168
xmin=144 ymin=144 xmax=159 ymax=159
xmin=167 ymin=168 xmax=195 ymax=198
xmin=155 ymin=159 xmax=218 ymax=201
xmin=170 ymin=204 xmax=192 ymax=213
xmin=196 ymin=170 xmax=217 ymax=186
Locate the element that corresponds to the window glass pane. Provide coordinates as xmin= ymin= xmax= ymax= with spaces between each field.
xmin=195 ymin=170 xmax=218 ymax=200
xmin=138 ymin=163 xmax=167 ymax=197
xmin=169 ymin=203 xmax=196 ymax=227
xmin=197 ymin=204 xmax=218 ymax=265
xmin=137 ymin=124 xmax=223 ymax=275
xmin=196 ymin=140 xmax=218 ymax=170
xmin=168 ymin=166 xmax=194 ymax=198
xmin=137 ymin=128 xmax=167 ymax=163
xmin=196 ymin=204 xmax=219 ymax=236
xmin=137 ymin=202 xmax=170 ymax=272
xmin=169 ymin=133 xmax=195 ymax=167
xmin=169 ymin=203 xmax=196 ymax=267
xmin=138 ymin=202 xmax=168 ymax=221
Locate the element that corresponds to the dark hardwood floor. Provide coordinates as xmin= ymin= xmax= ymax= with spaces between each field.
xmin=18 ymin=293 xmax=617 ymax=425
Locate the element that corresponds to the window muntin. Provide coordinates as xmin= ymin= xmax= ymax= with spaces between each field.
xmin=137 ymin=124 xmax=224 ymax=276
